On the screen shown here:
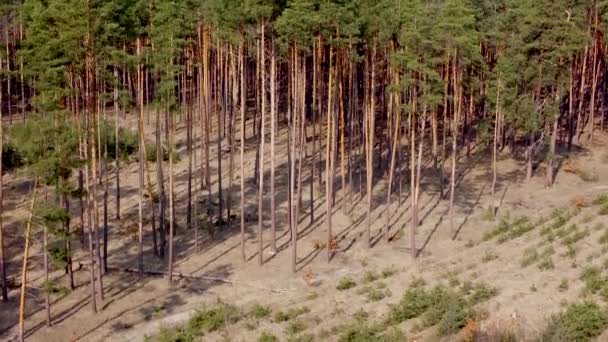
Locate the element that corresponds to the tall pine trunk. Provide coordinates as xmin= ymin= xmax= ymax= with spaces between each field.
xmin=240 ymin=43 xmax=246 ymax=262
xmin=258 ymin=24 xmax=266 ymax=265
xmin=18 ymin=177 xmax=38 ymax=342
xmin=270 ymin=42 xmax=277 ymax=253
xmin=0 ymin=68 xmax=7 ymax=302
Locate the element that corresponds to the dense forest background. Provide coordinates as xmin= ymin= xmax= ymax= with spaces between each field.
xmin=1 ymin=0 xmax=608 ymax=340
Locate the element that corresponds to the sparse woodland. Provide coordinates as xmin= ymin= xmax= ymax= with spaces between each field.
xmin=1 ymin=0 xmax=608 ymax=341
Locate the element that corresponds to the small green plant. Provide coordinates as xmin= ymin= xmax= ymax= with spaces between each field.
xmin=41 ymin=280 xmax=69 ymax=297
xmin=248 ymin=303 xmax=271 ymax=319
xmin=481 ymin=250 xmax=498 ymax=263
xmin=538 ymin=257 xmax=555 ymax=271
xmin=562 ymin=245 xmax=577 ymax=259
xmin=337 ymin=323 xmax=405 ymax=342
xmin=465 ymin=240 xmax=475 ymax=248
xmin=258 ymin=332 xmax=278 ymax=342
xmin=469 ymin=282 xmax=498 ymax=304
xmin=387 ymin=282 xmax=431 ymax=322
xmin=521 ymin=247 xmax=540 ymax=267
xmin=530 ymin=284 xmax=537 ymax=292
xmin=558 ymin=279 xmax=569 ymax=292
xmin=381 ymin=267 xmax=397 ymax=278
xmin=286 ymin=320 xmax=308 ymax=335
xmin=483 ymin=215 xmax=535 ymax=242
xmin=306 ymin=292 xmax=319 ymax=301
xmin=600 ymin=204 xmax=608 ymax=216
xmin=540 ymin=302 xmax=608 ymax=341
xmin=366 ymin=287 xmax=389 ymax=302
xmin=273 ymin=307 xmax=310 ymax=323
xmin=337 ymin=276 xmax=357 ymax=290
xmin=581 ymin=266 xmax=607 ymax=294
xmin=187 ymin=303 xmax=241 ymax=334
xmin=592 ymin=194 xmax=608 ymax=206
xmin=362 ymin=271 xmax=379 ymax=283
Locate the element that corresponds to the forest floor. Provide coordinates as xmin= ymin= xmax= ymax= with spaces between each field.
xmin=1 ymin=112 xmax=608 ymax=341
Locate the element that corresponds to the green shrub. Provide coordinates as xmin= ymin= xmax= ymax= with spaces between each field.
xmin=469 ymin=282 xmax=498 ymax=304
xmin=540 ymin=302 xmax=608 ymax=341
xmin=387 ymin=283 xmax=431 ymax=323
xmin=286 ymin=320 xmax=307 ymax=335
xmin=337 ymin=276 xmax=357 ymax=290
xmin=484 ymin=215 xmax=534 ymax=242
xmin=558 ymin=279 xmax=569 ymax=292
xmin=187 ymin=303 xmax=241 ymax=334
xmin=337 ymin=324 xmax=404 ymax=342
xmin=248 ymin=303 xmax=271 ymax=319
xmin=381 ymin=267 xmax=397 ymax=278
xmin=521 ymin=247 xmax=540 ymax=267
xmin=592 ymin=194 xmax=608 ymax=206
xmin=581 ymin=267 xmax=606 ymax=294
xmin=600 ymin=204 xmax=608 ymax=216
xmin=538 ymin=257 xmax=555 ymax=271
xmin=101 ymin=122 xmax=138 ymax=160
xmin=258 ymin=332 xmax=278 ymax=342
xmin=600 ymin=230 xmax=608 ymax=245
xmin=363 ymin=271 xmax=379 ymax=283
xmin=482 ymin=250 xmax=498 ymax=263
xmin=2 ymin=141 xmax=23 ymax=170
xmin=273 ymin=307 xmax=309 ymax=322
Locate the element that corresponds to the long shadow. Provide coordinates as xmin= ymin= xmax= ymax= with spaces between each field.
xmin=452 ymin=182 xmax=487 ymax=240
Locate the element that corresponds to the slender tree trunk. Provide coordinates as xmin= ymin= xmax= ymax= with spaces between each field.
xmin=326 ymin=44 xmax=334 ymax=261
xmin=270 ymin=42 xmax=277 ymax=253
xmin=492 ymin=78 xmax=501 ymax=207
xmin=0 ymin=68 xmax=7 ymax=302
xmin=63 ymin=195 xmax=74 ymax=288
xmin=187 ymin=47 xmax=193 ymax=234
xmin=258 ymin=24 xmax=266 ymax=266
xmin=168 ymin=36 xmax=176 ymax=284
xmin=240 ymin=43 xmax=246 ymax=262
xmin=568 ymin=60 xmax=574 ymax=150
xmin=440 ymin=54 xmax=449 ymax=199
xmin=5 ymin=30 xmax=12 ymax=125
xmin=449 ymin=53 xmax=460 ymax=235
xmin=366 ymin=45 xmax=376 ymax=249
xmin=576 ymin=44 xmax=588 ymax=142
xmin=294 ymin=52 xmax=306 ymax=273
xmin=155 ymin=82 xmax=166 ymax=259
xmin=589 ymin=16 xmax=599 ymax=144
xmin=83 ymin=126 xmax=97 ymax=314
xmin=137 ymin=37 xmax=145 ymax=278
xmin=18 ymin=177 xmax=39 ymax=342
xmin=43 ymin=220 xmax=51 ymax=327
xmin=217 ymin=45 xmax=224 ymax=224
xmin=114 ymin=68 xmax=121 ymax=220
xmin=311 ymin=37 xmax=318 ymax=225
xmin=385 ymin=98 xmax=400 ymax=243
xmin=413 ymin=109 xmax=427 ymax=257
xmin=228 ymin=47 xmax=236 ymax=224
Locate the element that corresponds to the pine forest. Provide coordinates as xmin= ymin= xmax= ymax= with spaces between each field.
xmin=2 ymin=0 xmax=608 ymax=341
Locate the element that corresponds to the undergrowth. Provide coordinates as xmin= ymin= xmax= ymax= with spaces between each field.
xmin=540 ymin=302 xmax=608 ymax=341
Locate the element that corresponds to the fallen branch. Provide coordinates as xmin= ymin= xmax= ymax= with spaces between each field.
xmin=111 ymin=267 xmax=294 ymax=294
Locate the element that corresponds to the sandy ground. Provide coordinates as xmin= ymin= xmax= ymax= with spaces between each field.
xmin=1 ymin=110 xmax=608 ymax=341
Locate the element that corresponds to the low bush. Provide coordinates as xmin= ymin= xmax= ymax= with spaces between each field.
xmin=540 ymin=302 xmax=608 ymax=341
xmin=336 ymin=276 xmax=357 ymax=291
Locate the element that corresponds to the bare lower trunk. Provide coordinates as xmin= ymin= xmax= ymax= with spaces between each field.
xmin=240 ymin=43 xmax=246 ymax=262
xmin=0 ymin=80 xmax=7 ymax=302
xmin=258 ymin=24 xmax=266 ymax=266
xmin=270 ymin=43 xmax=277 ymax=253
xmin=43 ymin=222 xmax=51 ymax=327
xmin=18 ymin=177 xmax=39 ymax=342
